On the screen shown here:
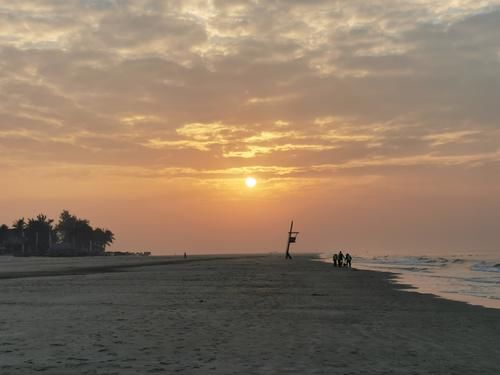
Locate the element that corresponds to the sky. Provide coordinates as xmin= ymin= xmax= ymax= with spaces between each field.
xmin=1 ymin=0 xmax=499 ymax=255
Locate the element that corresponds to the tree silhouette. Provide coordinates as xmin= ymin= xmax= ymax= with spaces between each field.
xmin=54 ymin=210 xmax=114 ymax=255
xmin=12 ymin=218 xmax=26 ymax=231
xmin=26 ymin=214 xmax=55 ymax=256
xmin=55 ymin=210 xmax=78 ymax=247
xmin=92 ymin=228 xmax=115 ymax=254
xmin=0 ymin=224 xmax=9 ymax=254
xmin=11 ymin=218 xmax=26 ymax=255
xmin=1 ymin=211 xmax=115 ymax=257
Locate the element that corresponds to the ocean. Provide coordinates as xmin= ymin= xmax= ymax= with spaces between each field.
xmin=319 ymin=253 xmax=500 ymax=309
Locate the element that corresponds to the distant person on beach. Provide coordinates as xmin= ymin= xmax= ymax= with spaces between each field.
xmin=184 ymin=252 xmax=187 ymax=259
xmin=333 ymin=253 xmax=338 ymax=267
xmin=345 ymin=253 xmax=352 ymax=268
xmin=338 ymin=251 xmax=344 ymax=268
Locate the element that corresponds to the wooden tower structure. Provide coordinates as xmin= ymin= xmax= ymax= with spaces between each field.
xmin=285 ymin=220 xmax=299 ymax=259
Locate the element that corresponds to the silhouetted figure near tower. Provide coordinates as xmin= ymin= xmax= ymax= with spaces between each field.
xmin=333 ymin=253 xmax=338 ymax=267
xmin=285 ymin=221 xmax=299 ymax=260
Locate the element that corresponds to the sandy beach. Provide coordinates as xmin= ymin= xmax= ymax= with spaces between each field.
xmin=0 ymin=255 xmax=499 ymax=374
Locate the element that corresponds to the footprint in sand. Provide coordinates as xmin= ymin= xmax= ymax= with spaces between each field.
xmin=147 ymin=368 xmax=164 ymax=373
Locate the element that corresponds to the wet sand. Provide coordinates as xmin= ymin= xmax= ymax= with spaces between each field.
xmin=0 ymin=255 xmax=499 ymax=374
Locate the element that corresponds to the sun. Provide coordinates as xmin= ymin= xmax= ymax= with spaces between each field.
xmin=245 ymin=177 xmax=257 ymax=188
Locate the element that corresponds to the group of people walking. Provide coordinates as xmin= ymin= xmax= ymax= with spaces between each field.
xmin=332 ymin=251 xmax=352 ymax=268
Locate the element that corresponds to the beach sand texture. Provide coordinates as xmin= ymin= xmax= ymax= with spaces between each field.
xmin=0 ymin=255 xmax=499 ymax=374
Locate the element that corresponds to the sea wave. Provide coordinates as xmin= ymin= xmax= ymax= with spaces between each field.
xmin=365 ymin=255 xmax=452 ymax=268
xmin=463 ymin=277 xmax=500 ymax=285
xmin=471 ymin=262 xmax=500 ymax=273
xmin=370 ymin=256 xmax=419 ymax=265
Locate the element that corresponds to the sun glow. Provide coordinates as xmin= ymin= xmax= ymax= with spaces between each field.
xmin=245 ymin=177 xmax=257 ymax=188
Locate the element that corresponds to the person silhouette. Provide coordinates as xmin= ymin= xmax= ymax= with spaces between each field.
xmin=333 ymin=253 xmax=338 ymax=267
xmin=338 ymin=251 xmax=344 ymax=268
xmin=345 ymin=253 xmax=352 ymax=268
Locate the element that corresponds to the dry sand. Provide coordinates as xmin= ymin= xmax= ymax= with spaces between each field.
xmin=0 ymin=255 xmax=499 ymax=374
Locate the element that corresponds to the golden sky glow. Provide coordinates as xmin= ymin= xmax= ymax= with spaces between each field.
xmin=1 ymin=1 xmax=500 ymax=254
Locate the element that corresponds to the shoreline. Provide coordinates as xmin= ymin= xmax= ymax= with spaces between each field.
xmin=318 ymin=254 xmax=500 ymax=310
xmin=1 ymin=255 xmax=499 ymax=373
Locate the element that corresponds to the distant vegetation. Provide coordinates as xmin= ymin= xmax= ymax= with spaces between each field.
xmin=0 ymin=210 xmax=114 ymax=257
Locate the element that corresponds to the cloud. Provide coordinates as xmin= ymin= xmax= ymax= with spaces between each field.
xmin=0 ymin=0 xmax=499 ymax=185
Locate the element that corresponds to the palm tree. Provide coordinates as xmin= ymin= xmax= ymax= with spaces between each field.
xmin=26 ymin=214 xmax=55 ymax=256
xmin=0 ymin=224 xmax=9 ymax=254
xmin=92 ymin=228 xmax=115 ymax=254
xmin=75 ymin=218 xmax=93 ymax=254
xmin=104 ymin=229 xmax=115 ymax=250
xmin=55 ymin=210 xmax=78 ymax=248
xmin=0 ymin=224 xmax=8 ymax=239
xmin=12 ymin=218 xmax=26 ymax=231
xmin=12 ymin=218 xmax=26 ymax=256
